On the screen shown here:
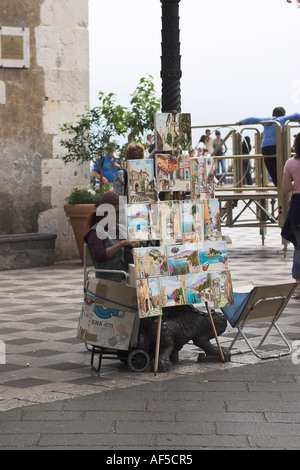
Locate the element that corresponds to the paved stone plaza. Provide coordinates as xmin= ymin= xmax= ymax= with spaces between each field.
xmin=0 ymin=224 xmax=300 ymax=449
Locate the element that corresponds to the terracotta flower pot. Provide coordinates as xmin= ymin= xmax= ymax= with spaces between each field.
xmin=64 ymin=203 xmax=95 ymax=263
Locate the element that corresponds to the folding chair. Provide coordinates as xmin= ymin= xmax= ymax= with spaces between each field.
xmin=224 ymin=282 xmax=297 ymax=360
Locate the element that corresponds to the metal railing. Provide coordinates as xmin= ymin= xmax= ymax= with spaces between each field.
xmin=191 ymin=121 xmax=299 ymax=244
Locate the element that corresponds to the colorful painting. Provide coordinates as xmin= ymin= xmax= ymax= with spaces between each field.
xmin=203 ymin=198 xmax=222 ymax=241
xmin=199 ymin=241 xmax=228 ymax=272
xmin=185 ymin=272 xmax=213 ymax=304
xmin=127 ymin=204 xmax=160 ymax=241
xmin=154 ymin=113 xmax=192 ymax=152
xmin=156 ymin=154 xmax=170 ymax=192
xmin=127 ymin=159 xmax=156 ymax=203
xmin=211 ymin=270 xmax=234 ymax=308
xmin=133 ymin=246 xmax=168 ymax=279
xmin=136 ymin=278 xmax=162 ymax=318
xmin=160 ymin=275 xmax=186 ymax=307
xmin=190 ymin=156 xmax=215 ymax=199
xmin=159 ymin=201 xmax=183 ymax=245
xmin=156 ymin=154 xmax=192 ymax=195
xmin=167 ymin=243 xmax=200 ymax=276
xmin=181 ymin=200 xmax=204 ymax=243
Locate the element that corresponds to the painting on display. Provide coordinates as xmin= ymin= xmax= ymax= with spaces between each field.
xmin=185 ymin=272 xmax=213 ymax=304
xmin=159 ymin=201 xmax=183 ymax=245
xmin=136 ymin=278 xmax=162 ymax=318
xmin=203 ymin=198 xmax=222 ymax=241
xmin=190 ymin=156 xmax=215 ymax=200
xmin=127 ymin=159 xmax=156 ymax=203
xmin=133 ymin=246 xmax=168 ymax=279
xmin=211 ymin=270 xmax=234 ymax=309
xmin=159 ymin=275 xmax=187 ymax=308
xmin=127 ymin=203 xmax=160 ymax=241
xmin=155 ymin=154 xmax=192 ymax=194
xmin=166 ymin=243 xmax=200 ymax=276
xmin=199 ymin=241 xmax=228 ymax=273
xmin=181 ymin=200 xmax=204 ymax=243
xmin=154 ymin=113 xmax=192 ymax=152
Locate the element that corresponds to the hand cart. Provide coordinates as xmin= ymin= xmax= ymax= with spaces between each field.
xmin=77 ymin=244 xmax=151 ymax=374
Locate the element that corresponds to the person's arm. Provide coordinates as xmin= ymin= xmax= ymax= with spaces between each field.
xmin=236 ymin=117 xmax=263 ymax=125
xmin=282 ymin=172 xmax=294 ymax=193
xmin=88 ymin=230 xmax=139 ymax=262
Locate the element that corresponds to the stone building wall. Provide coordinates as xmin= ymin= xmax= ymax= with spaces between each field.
xmin=0 ymin=0 xmax=90 ymax=262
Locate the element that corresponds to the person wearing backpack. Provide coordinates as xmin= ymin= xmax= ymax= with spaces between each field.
xmin=92 ymin=143 xmax=121 ymax=187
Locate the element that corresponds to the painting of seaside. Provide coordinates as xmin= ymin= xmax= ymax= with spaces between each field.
xmin=160 ymin=275 xmax=186 ymax=307
xmin=211 ymin=270 xmax=234 ymax=308
xmin=133 ymin=246 xmax=168 ymax=279
xmin=181 ymin=200 xmax=204 ymax=243
xmin=127 ymin=204 xmax=160 ymax=241
xmin=127 ymin=159 xmax=155 ymax=203
xmin=199 ymin=241 xmax=228 ymax=272
xmin=185 ymin=272 xmax=213 ymax=304
xmin=167 ymin=243 xmax=200 ymax=275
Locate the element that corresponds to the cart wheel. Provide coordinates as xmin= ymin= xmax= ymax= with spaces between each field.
xmin=127 ymin=349 xmax=150 ymax=372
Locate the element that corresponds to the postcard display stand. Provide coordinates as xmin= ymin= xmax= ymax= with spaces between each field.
xmin=127 ymin=113 xmax=234 ymax=371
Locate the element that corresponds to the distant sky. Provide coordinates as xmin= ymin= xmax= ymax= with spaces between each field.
xmin=88 ymin=0 xmax=300 ymax=144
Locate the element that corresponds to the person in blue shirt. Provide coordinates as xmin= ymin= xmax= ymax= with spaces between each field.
xmin=236 ymin=107 xmax=300 ymax=187
xmin=92 ymin=144 xmax=121 ymax=187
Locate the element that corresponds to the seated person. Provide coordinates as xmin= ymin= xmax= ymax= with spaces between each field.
xmin=84 ymin=191 xmax=139 ymax=283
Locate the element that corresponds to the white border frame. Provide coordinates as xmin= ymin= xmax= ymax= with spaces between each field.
xmin=0 ymin=26 xmax=30 ymax=68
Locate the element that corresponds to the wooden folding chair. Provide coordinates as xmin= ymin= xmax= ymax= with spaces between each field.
xmin=227 ymin=282 xmax=297 ymax=360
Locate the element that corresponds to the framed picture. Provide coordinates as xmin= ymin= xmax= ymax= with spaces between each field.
xmin=133 ymin=246 xmax=168 ymax=279
xmin=154 ymin=113 xmax=192 ymax=152
xmin=127 ymin=159 xmax=156 ymax=203
xmin=167 ymin=243 xmax=200 ymax=276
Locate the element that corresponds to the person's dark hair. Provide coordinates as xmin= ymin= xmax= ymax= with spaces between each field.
xmin=242 ymin=135 xmax=252 ymax=154
xmin=294 ymin=133 xmax=300 ymax=160
xmin=87 ymin=191 xmax=120 ymax=228
xmin=272 ymin=107 xmax=286 ymax=117
xmin=126 ymin=142 xmax=145 ymax=160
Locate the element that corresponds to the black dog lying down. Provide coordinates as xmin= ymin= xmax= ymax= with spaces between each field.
xmin=139 ymin=304 xmax=230 ymax=373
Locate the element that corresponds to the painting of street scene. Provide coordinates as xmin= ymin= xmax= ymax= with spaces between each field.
xmin=211 ymin=270 xmax=234 ymax=308
xmin=159 ymin=201 xmax=183 ymax=245
xmin=133 ymin=246 xmax=168 ymax=279
xmin=154 ymin=113 xmax=192 ymax=152
xmin=185 ymin=272 xmax=213 ymax=304
xmin=190 ymin=156 xmax=215 ymax=200
xmin=127 ymin=159 xmax=156 ymax=203
xmin=136 ymin=278 xmax=162 ymax=318
xmin=127 ymin=203 xmax=160 ymax=241
xmin=160 ymin=275 xmax=186 ymax=307
xmin=203 ymin=198 xmax=222 ymax=241
xmin=167 ymin=243 xmax=200 ymax=276
xmin=181 ymin=200 xmax=204 ymax=243
xmin=199 ymin=241 xmax=228 ymax=272
xmin=156 ymin=154 xmax=191 ymax=194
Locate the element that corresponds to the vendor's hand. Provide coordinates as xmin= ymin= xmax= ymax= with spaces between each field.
xmin=121 ymin=240 xmax=140 ymax=248
xmin=102 ymin=176 xmax=109 ymax=185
